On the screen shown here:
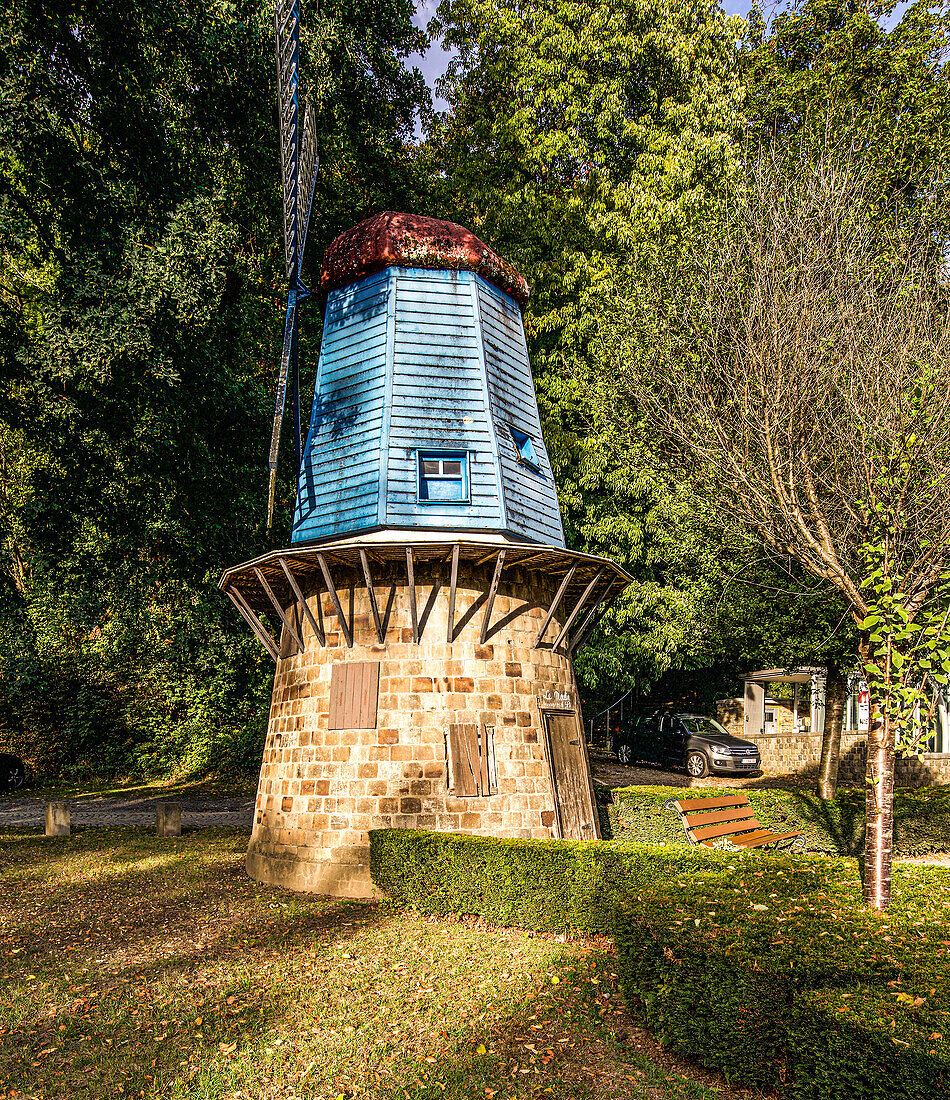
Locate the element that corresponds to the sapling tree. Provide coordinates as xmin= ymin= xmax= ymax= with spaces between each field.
xmin=618 ymin=145 xmax=950 ymax=909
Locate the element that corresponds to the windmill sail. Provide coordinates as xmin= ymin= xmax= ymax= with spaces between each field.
xmin=268 ymin=0 xmax=318 ymax=530
xmin=297 ymin=98 xmax=319 ymax=261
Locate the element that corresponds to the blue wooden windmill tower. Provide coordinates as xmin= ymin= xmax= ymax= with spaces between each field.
xmin=292 ymin=211 xmax=566 ymax=549
xmin=220 ymin=4 xmax=630 ymax=898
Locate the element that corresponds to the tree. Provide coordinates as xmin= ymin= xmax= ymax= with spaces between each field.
xmin=717 ymin=0 xmax=950 ymax=799
xmin=423 ymin=0 xmax=747 ymax=700
xmin=0 ymin=0 xmax=428 ymax=777
xmin=618 ymin=144 xmax=950 ymax=909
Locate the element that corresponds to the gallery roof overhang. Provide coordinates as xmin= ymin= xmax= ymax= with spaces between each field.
xmin=219 ymin=538 xmax=632 ymax=662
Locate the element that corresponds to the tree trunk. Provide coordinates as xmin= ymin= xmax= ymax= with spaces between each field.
xmin=817 ymin=663 xmax=846 ymax=800
xmin=863 ymin=702 xmax=895 ymax=911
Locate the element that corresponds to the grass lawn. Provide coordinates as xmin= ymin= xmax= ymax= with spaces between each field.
xmin=0 ymin=829 xmax=741 ymax=1100
xmin=602 ymin=785 xmax=950 ymax=856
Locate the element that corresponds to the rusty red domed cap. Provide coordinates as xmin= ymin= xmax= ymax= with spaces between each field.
xmin=320 ymin=212 xmax=529 ymax=307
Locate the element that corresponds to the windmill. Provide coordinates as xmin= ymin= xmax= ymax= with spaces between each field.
xmin=221 ymin=3 xmax=631 ymax=901
xmin=267 ymin=0 xmax=319 ymax=531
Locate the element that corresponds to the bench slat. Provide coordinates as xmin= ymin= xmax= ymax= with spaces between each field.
xmin=704 ymin=828 xmax=775 ymax=846
xmin=690 ymin=818 xmax=765 ymax=842
xmin=729 ymin=828 xmax=803 ymax=848
xmin=683 ymin=806 xmax=757 ymax=828
xmin=670 ymin=795 xmax=750 ymax=812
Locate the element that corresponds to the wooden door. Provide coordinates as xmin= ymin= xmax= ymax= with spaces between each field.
xmin=543 ymin=712 xmax=599 ymax=841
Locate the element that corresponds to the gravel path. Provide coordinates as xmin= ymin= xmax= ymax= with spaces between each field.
xmin=0 ymin=794 xmax=255 ymax=831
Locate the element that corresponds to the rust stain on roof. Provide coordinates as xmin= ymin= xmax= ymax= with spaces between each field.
xmin=320 ymin=212 xmax=530 ymax=307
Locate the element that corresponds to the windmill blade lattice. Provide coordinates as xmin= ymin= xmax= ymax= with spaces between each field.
xmin=268 ymin=0 xmax=318 ymax=531
xmin=297 ymin=98 xmax=319 ymax=260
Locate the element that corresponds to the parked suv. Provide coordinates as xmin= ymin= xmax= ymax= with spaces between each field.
xmin=612 ymin=710 xmax=760 ymax=778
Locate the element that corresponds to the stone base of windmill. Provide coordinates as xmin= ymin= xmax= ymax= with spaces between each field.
xmin=239 ymin=550 xmax=606 ymax=899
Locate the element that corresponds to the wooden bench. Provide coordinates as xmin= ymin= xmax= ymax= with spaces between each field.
xmin=665 ymin=793 xmax=805 ymax=852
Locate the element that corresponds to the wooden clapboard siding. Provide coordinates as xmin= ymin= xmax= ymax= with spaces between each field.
xmin=477 ymin=279 xmax=565 ymax=546
xmin=292 ymin=270 xmax=389 ymax=542
xmin=385 ymin=269 xmax=504 ymax=531
xmin=290 ymin=264 xmax=566 ymax=548
xmin=328 ymin=662 xmax=380 ymax=730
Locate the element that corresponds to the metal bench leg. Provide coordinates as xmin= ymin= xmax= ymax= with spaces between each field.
xmin=665 ymin=798 xmax=697 ymax=847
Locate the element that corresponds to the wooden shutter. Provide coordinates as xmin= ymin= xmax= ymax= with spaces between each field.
xmin=446 ymin=724 xmax=496 ymax=797
xmin=328 ymin=662 xmax=380 ymax=730
xmin=447 ymin=724 xmax=479 ymax=796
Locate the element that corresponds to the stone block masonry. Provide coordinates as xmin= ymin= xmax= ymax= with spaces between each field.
xmin=45 ymin=801 xmax=69 ymax=836
xmin=246 ymin=562 xmax=588 ymax=899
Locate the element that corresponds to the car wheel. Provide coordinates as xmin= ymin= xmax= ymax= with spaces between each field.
xmin=685 ymin=751 xmax=709 ymax=778
xmin=617 ymin=742 xmax=634 ymax=767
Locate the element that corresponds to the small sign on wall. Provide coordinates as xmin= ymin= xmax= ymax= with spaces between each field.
xmin=858 ymin=682 xmax=870 ymax=729
xmin=538 ymin=687 xmax=576 ymax=712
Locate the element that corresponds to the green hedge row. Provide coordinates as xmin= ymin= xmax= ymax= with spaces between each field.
xmin=601 ymin=784 xmax=950 ymax=856
xmin=371 ymin=827 xmax=699 ymax=933
xmin=371 ymin=829 xmax=950 ymax=1100
xmin=615 ymin=857 xmax=950 ymax=1100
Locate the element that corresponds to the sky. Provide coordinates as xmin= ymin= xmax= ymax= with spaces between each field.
xmin=410 ymin=0 xmax=759 ymax=114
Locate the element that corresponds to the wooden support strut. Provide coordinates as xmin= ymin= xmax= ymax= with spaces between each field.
xmin=253 ymin=567 xmax=305 ymax=653
xmin=406 ymin=547 xmax=418 ymax=643
xmin=359 ymin=548 xmax=385 ymax=645
xmin=480 ymin=550 xmax=506 ymax=645
xmin=569 ymin=582 xmax=613 ymax=654
xmin=315 ymin=553 xmax=353 ymax=647
xmin=446 ymin=543 xmax=460 ymax=643
xmin=277 ymin=556 xmax=325 ymax=647
xmin=534 ymin=564 xmax=577 ymax=648
xmin=552 ymin=567 xmax=605 ymax=652
xmin=226 ymin=586 xmax=279 ymax=661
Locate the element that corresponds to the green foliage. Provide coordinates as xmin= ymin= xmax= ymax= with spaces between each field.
xmin=602 ymin=785 xmax=950 ymax=857
xmin=370 ymin=828 xmax=645 ymax=934
xmin=0 ymin=0 xmax=429 ymax=778
xmin=858 ymin=536 xmax=950 ymax=760
xmin=616 ymin=859 xmax=950 ymax=1098
xmin=372 ymin=827 xmax=950 ymax=1099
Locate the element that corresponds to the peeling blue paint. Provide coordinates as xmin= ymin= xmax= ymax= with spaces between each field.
xmin=291 ymin=266 xmax=565 ymax=547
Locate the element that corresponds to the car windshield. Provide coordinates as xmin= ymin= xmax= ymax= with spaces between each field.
xmin=680 ymin=716 xmax=731 ymax=738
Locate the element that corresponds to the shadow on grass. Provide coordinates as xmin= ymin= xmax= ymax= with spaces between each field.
xmin=0 ymin=829 xmax=387 ymax=1097
xmin=0 ymin=829 xmax=728 ymax=1100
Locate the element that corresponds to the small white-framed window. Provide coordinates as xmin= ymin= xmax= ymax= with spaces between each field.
xmin=418 ymin=450 xmax=469 ymax=503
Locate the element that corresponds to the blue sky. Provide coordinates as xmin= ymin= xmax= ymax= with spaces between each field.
xmin=410 ymin=0 xmax=758 ymax=112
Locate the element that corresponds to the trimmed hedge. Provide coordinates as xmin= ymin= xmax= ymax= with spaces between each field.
xmin=615 ymin=857 xmax=950 ymax=1100
xmin=602 ymin=784 xmax=950 ymax=856
xmin=371 ymin=829 xmax=950 ymax=1099
xmin=371 ymin=827 xmax=702 ymax=933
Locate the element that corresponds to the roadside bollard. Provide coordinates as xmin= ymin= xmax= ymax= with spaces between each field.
xmin=156 ymin=802 xmax=182 ymax=837
xmin=45 ymin=801 xmax=70 ymax=836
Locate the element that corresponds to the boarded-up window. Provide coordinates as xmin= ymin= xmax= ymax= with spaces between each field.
xmin=328 ymin=662 xmax=380 ymax=730
xmin=445 ymin=724 xmax=497 ymax=797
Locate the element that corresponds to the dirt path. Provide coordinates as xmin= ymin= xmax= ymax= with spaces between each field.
xmin=0 ymin=793 xmax=255 ymax=830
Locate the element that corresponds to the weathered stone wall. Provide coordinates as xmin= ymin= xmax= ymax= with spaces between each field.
xmin=246 ymin=561 xmax=587 ymax=898
xmin=715 ymin=702 xmax=950 ymax=785
xmin=716 ymin=696 xmax=811 ymax=740
xmin=746 ymin=730 xmax=822 ymax=774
